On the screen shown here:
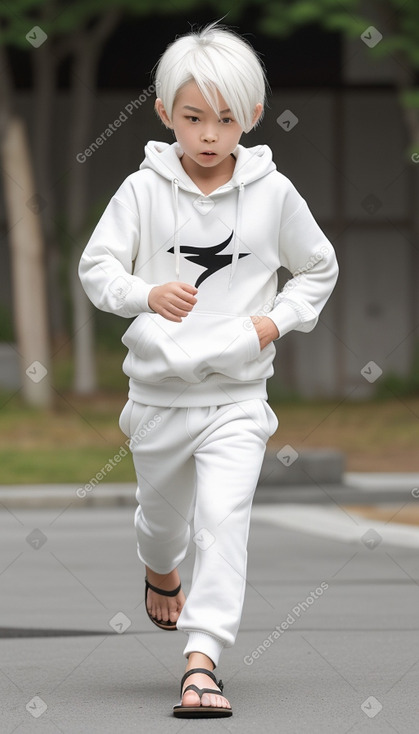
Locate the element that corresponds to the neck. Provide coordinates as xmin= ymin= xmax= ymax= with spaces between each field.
xmin=180 ymin=153 xmax=236 ymax=194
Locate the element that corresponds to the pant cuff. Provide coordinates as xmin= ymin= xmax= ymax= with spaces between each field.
xmin=182 ymin=631 xmax=225 ymax=669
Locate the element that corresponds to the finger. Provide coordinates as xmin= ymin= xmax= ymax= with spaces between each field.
xmin=179 ymin=282 xmax=198 ymax=296
xmin=170 ymin=297 xmax=195 ymax=311
xmin=161 ymin=309 xmax=182 ymax=322
xmin=165 ymin=302 xmax=192 ymax=318
xmin=166 ymin=294 xmax=195 ymax=311
xmin=175 ymin=291 xmax=197 ymax=306
xmin=164 ymin=298 xmax=193 ymax=314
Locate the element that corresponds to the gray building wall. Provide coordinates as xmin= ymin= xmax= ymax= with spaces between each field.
xmin=1 ymin=75 xmax=415 ymax=398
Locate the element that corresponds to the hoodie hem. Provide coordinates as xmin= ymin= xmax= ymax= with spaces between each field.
xmin=127 ymin=376 xmax=268 ymax=408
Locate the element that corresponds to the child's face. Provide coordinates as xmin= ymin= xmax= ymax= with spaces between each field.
xmin=157 ymin=81 xmax=251 ymax=175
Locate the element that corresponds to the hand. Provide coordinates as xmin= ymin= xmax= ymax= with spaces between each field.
xmin=251 ymin=316 xmax=279 ymax=350
xmin=148 ymin=282 xmax=198 ymax=322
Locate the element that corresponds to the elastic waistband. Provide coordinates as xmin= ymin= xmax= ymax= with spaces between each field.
xmin=127 ymin=376 xmax=268 ymax=408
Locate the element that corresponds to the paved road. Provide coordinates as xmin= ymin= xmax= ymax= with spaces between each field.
xmin=1 ymin=502 xmax=418 ymax=733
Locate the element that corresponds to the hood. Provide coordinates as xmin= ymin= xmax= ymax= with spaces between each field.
xmin=139 ymin=141 xmax=277 ymax=287
xmin=140 ymin=140 xmax=276 ymax=191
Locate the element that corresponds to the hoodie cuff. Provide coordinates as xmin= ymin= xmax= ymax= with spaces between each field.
xmin=267 ymin=301 xmax=302 ymax=340
xmin=117 ymin=280 xmax=157 ymax=316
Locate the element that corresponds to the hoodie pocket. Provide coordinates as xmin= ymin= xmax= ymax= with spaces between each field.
xmin=122 ymin=311 xmax=268 ymax=384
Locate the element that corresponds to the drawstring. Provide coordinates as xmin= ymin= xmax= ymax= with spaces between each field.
xmin=172 ymin=178 xmax=180 ymax=279
xmin=229 ymin=181 xmax=245 ymax=289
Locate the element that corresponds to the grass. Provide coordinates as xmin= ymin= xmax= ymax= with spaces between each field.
xmin=1 ymin=365 xmax=419 ymax=484
xmin=0 ymin=340 xmax=418 ymax=484
xmin=2 ymin=448 xmax=136 ymax=485
xmin=268 ymin=395 xmax=419 ymax=473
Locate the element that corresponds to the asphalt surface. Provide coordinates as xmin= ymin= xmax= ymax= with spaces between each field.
xmin=1 ymin=485 xmax=419 ymax=734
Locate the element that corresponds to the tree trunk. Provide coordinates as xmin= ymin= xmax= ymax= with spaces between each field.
xmin=396 ymin=65 xmax=419 ymax=358
xmin=1 ymin=117 xmax=52 ymax=407
xmin=67 ymin=43 xmax=99 ymax=394
xmin=404 ymin=106 xmax=419 ymax=335
xmin=67 ymin=10 xmax=121 ymax=394
xmin=32 ymin=37 xmax=66 ymax=344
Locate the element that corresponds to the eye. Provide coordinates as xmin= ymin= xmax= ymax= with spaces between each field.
xmin=220 ymin=117 xmax=233 ymax=124
xmin=186 ymin=116 xmax=200 ymax=123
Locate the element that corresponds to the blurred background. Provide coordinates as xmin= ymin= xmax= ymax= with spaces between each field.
xmin=1 ymin=0 xmax=419 ymax=485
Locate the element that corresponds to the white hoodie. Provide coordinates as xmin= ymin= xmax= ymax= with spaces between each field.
xmin=79 ymin=141 xmax=338 ymax=407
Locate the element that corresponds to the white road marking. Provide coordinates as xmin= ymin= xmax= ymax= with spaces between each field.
xmin=251 ymin=503 xmax=419 ymax=548
xmin=344 ymin=473 xmax=419 ymax=491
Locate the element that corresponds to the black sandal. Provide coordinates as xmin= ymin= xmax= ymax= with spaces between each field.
xmin=144 ymin=575 xmax=181 ymax=631
xmin=173 ymin=667 xmax=233 ymax=718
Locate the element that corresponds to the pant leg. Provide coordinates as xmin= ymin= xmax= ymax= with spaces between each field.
xmin=120 ymin=400 xmax=197 ymax=575
xmin=176 ymin=398 xmax=278 ymax=667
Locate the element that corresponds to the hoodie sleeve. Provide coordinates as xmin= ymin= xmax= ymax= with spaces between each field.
xmin=268 ymin=183 xmax=339 ymax=339
xmin=78 ymin=180 xmax=157 ymax=318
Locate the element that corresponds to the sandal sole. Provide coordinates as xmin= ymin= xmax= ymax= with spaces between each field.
xmin=173 ymin=706 xmax=233 ymax=718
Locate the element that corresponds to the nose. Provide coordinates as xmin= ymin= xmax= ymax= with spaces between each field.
xmin=201 ymin=125 xmax=217 ymax=143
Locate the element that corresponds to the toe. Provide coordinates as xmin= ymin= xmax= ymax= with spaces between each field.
xmin=182 ymin=689 xmax=201 ymax=707
xmin=169 ymin=605 xmax=179 ymax=623
xmin=201 ymin=692 xmax=220 ymax=708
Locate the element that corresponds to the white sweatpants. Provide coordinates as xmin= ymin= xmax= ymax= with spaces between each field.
xmin=119 ymin=397 xmax=278 ymax=668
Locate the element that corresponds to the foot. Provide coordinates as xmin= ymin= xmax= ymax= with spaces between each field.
xmin=145 ymin=566 xmax=186 ymax=626
xmin=181 ymin=653 xmax=231 ymax=711
xmin=181 ymin=671 xmax=231 ymax=710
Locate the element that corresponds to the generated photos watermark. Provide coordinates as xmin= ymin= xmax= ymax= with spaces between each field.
xmin=76 ymin=84 xmax=157 ymax=163
xmin=76 ymin=414 xmax=161 ymax=499
xmin=243 ymin=582 xmax=329 ymax=666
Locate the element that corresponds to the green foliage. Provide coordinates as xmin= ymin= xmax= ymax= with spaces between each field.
xmin=52 ymin=344 xmax=128 ymax=392
xmin=0 ymin=0 xmax=252 ymax=49
xmin=3 ymin=0 xmax=419 ymax=71
xmin=0 ymin=303 xmax=14 ymax=341
xmin=267 ymin=378 xmax=304 ymax=404
xmin=258 ymin=0 xmax=419 ymax=71
xmin=4 ymin=0 xmax=419 ymax=77
xmin=374 ymin=341 xmax=419 ymax=398
xmin=401 ymin=89 xmax=419 ymax=109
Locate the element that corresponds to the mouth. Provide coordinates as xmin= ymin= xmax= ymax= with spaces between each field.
xmin=200 ymin=151 xmax=217 ymax=156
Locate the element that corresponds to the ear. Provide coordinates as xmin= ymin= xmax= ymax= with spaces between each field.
xmin=155 ymin=98 xmax=173 ymax=129
xmin=251 ymin=103 xmax=263 ymax=127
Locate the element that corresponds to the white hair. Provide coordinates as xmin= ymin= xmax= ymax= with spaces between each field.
xmin=153 ymin=22 xmax=268 ymax=133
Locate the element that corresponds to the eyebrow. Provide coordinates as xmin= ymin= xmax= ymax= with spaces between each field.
xmin=182 ymin=105 xmax=231 ymax=114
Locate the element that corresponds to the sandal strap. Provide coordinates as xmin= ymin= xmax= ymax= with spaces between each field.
xmin=145 ymin=576 xmax=181 ymax=597
xmin=182 ymin=684 xmax=223 ymax=698
xmin=179 ymin=667 xmax=223 ymax=696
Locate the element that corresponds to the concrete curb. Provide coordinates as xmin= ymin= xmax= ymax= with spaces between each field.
xmin=0 ymin=484 xmax=136 ymax=509
xmin=260 ymin=449 xmax=344 ymax=485
xmin=1 ymin=476 xmax=419 ymax=510
xmin=2 ymin=451 xmax=418 ymax=509
xmin=0 ymin=450 xmax=346 ymax=509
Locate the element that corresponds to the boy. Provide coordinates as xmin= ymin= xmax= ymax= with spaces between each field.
xmin=79 ymin=22 xmax=338 ymax=718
